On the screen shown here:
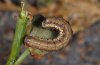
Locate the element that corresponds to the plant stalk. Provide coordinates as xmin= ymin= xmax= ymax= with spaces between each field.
xmin=6 ymin=2 xmax=29 ymax=65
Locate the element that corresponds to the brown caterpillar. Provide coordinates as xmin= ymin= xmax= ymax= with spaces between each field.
xmin=24 ymin=17 xmax=72 ymax=51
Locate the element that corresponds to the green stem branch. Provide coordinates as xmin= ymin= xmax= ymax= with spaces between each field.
xmin=14 ymin=49 xmax=30 ymax=65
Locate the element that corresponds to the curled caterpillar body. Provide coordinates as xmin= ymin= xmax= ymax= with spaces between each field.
xmin=24 ymin=17 xmax=72 ymax=51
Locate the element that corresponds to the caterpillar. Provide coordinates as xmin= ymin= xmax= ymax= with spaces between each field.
xmin=24 ymin=16 xmax=73 ymax=51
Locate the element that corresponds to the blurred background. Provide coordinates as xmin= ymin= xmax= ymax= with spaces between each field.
xmin=0 ymin=0 xmax=100 ymax=65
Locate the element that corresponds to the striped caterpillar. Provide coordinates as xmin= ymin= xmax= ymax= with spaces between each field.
xmin=24 ymin=16 xmax=73 ymax=51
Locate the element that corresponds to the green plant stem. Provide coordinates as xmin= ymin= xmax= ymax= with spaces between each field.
xmin=6 ymin=2 xmax=29 ymax=65
xmin=6 ymin=17 xmax=29 ymax=65
xmin=14 ymin=49 xmax=30 ymax=65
